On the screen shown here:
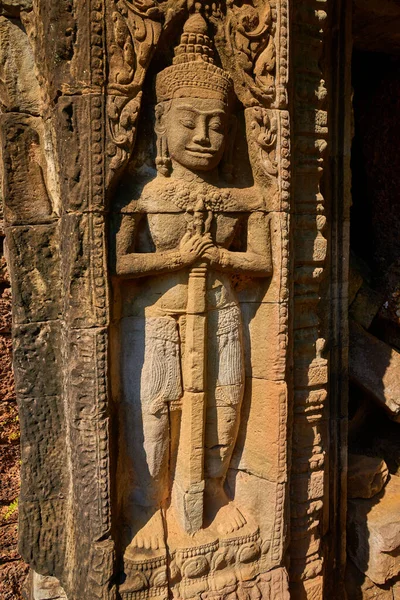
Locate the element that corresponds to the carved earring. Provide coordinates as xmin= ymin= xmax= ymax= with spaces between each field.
xmin=155 ymin=134 xmax=171 ymax=177
xmin=155 ymin=102 xmax=172 ymax=177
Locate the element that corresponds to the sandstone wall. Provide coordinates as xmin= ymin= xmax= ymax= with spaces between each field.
xmin=0 ymin=189 xmax=28 ymax=598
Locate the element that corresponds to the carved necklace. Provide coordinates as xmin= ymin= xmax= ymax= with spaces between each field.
xmin=160 ymin=179 xmax=238 ymax=213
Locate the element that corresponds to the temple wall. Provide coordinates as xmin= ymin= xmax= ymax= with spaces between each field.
xmin=0 ymin=1 xmax=398 ymax=599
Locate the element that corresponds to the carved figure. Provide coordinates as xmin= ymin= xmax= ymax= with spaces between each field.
xmin=113 ymin=8 xmax=273 ymax=596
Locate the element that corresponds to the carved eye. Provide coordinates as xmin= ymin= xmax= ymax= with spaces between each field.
xmin=179 ymin=118 xmax=196 ymax=129
xmin=209 ymin=117 xmax=223 ymax=132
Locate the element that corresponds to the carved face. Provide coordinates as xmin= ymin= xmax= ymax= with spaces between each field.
xmin=163 ymin=98 xmax=228 ymax=172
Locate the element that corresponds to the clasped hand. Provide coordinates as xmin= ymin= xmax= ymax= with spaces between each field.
xmin=179 ymin=232 xmax=220 ymax=267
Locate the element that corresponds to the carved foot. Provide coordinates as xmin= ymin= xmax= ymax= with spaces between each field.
xmin=213 ymin=501 xmax=247 ymax=536
xmin=204 ymin=479 xmax=247 ymax=537
xmin=126 ymin=507 xmax=166 ymax=553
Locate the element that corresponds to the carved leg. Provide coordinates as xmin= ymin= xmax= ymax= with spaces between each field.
xmin=120 ymin=315 xmax=182 ymax=551
xmin=204 ymin=400 xmax=247 ymax=536
xmin=204 ymin=305 xmax=247 ymax=536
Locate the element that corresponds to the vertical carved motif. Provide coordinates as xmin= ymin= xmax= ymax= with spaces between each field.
xmin=106 ymin=0 xmax=163 ymax=180
xmin=219 ymin=1 xmax=276 ymax=105
xmin=290 ymin=2 xmax=329 ymax=599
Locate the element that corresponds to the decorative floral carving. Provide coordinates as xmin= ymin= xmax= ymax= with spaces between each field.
xmin=249 ymin=107 xmax=278 ymax=176
xmin=106 ymin=1 xmax=280 ymax=181
xmin=218 ymin=1 xmax=276 ymax=107
xmin=106 ymin=0 xmax=163 ymax=178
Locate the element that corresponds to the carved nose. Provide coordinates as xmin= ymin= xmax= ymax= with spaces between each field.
xmin=193 ymin=123 xmax=210 ymax=145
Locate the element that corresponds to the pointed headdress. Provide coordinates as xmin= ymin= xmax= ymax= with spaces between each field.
xmin=156 ymin=11 xmax=233 ymax=105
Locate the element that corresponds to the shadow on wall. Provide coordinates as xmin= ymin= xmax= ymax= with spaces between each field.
xmin=345 ymin=41 xmax=400 ymax=597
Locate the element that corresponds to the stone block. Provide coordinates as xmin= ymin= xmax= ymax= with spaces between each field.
xmin=0 ymin=1 xmax=32 ymax=14
xmin=241 ymin=301 xmax=287 ymax=381
xmin=52 ymin=94 xmax=104 ymax=213
xmin=61 ymin=213 xmax=108 ymax=328
xmin=22 ymin=0 xmax=101 ymax=96
xmin=0 ymin=16 xmax=40 ymax=113
xmin=348 ymin=475 xmax=400 ymax=585
xmin=13 ymin=321 xmax=62 ymax=398
xmin=66 ymin=327 xmax=110 ymax=541
xmin=0 ymin=113 xmax=55 ymax=225
xmin=290 ymin=576 xmax=324 ymax=600
xmin=348 ymin=454 xmax=389 ymax=499
xmin=350 ymin=320 xmax=400 ymax=420
xmin=19 ymin=498 xmax=66 ymax=577
xmin=32 ymin=572 xmax=67 ymax=600
xmin=232 ymin=379 xmax=287 ymax=482
xmin=350 ymin=283 xmax=384 ymax=329
xmin=19 ymin=396 xmax=66 ymax=502
xmin=6 ymin=223 xmax=61 ymax=324
xmin=345 ymin=558 xmax=393 ymax=600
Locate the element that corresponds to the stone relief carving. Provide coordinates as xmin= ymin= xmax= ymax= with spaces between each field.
xmin=0 ymin=1 xmax=321 ymax=599
xmin=217 ymin=0 xmax=276 ymax=106
xmin=107 ymin=0 xmax=163 ymax=177
xmin=110 ymin=9 xmax=287 ymax=598
xmin=105 ymin=0 xmax=286 ymax=183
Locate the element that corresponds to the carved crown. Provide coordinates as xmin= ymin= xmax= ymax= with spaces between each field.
xmin=156 ymin=11 xmax=233 ymax=104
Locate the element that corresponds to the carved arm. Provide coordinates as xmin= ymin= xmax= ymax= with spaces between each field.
xmin=114 ymin=213 xmax=184 ymax=278
xmin=114 ymin=213 xmax=213 ymax=278
xmin=116 ymin=250 xmax=185 ymax=278
xmin=205 ymin=211 xmax=273 ymax=277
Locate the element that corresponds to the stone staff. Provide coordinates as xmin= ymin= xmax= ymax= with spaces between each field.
xmin=175 ymin=199 xmax=212 ymax=534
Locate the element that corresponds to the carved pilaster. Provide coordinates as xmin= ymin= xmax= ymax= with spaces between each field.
xmin=289 ymin=1 xmax=329 ymax=598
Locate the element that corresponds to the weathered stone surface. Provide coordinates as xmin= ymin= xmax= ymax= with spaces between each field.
xmin=349 ymin=320 xmax=400 ymax=420
xmin=31 ymin=572 xmax=67 ymax=600
xmin=348 ymin=475 xmax=400 ymax=585
xmin=394 ymin=579 xmax=400 ymax=599
xmin=350 ymin=283 xmax=384 ymax=330
xmin=19 ymin=498 xmax=66 ymax=578
xmin=345 ymin=559 xmax=393 ymax=600
xmin=52 ymin=95 xmax=99 ymax=214
xmin=12 ymin=322 xmax=61 ymax=398
xmin=6 ymin=224 xmax=61 ymax=324
xmin=348 ymin=454 xmax=389 ymax=499
xmin=290 ymin=577 xmax=324 ymax=600
xmin=61 ymin=213 xmax=108 ymax=328
xmin=0 ymin=1 xmax=32 ymax=18
xmin=0 ymin=0 xmax=341 ymax=598
xmin=0 ymin=16 xmax=40 ymax=113
xmin=0 ymin=113 xmax=55 ymax=225
xmin=21 ymin=1 xmax=100 ymax=101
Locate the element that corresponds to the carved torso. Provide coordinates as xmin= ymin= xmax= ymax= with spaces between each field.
xmin=118 ymin=176 xmax=264 ymax=316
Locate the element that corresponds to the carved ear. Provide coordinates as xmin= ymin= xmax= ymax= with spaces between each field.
xmin=221 ymin=114 xmax=238 ymax=182
xmin=154 ymin=101 xmax=169 ymax=135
